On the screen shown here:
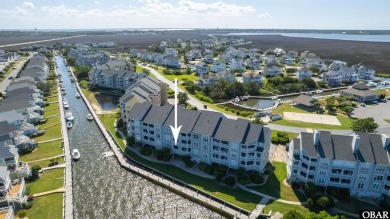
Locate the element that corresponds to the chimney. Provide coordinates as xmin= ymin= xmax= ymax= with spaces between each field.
xmin=352 ymin=134 xmax=360 ymax=153
xmin=313 ymin=130 xmax=320 ymax=145
xmin=381 ymin=134 xmax=390 ymax=150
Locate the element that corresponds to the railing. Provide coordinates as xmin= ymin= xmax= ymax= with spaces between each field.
xmin=0 ymin=206 xmax=13 ymax=219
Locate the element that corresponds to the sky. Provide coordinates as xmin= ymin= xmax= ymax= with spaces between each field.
xmin=0 ymin=0 xmax=389 ymax=30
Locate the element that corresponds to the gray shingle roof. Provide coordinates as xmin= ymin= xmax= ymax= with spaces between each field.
xmin=213 ymin=118 xmax=249 ymax=143
xmin=163 ymin=107 xmax=201 ymax=133
xmin=293 ymin=95 xmax=318 ymax=107
xmin=192 ymin=111 xmax=222 ymax=136
xmin=128 ymin=102 xmax=152 ymax=121
xmin=0 ymin=121 xmax=18 ymax=136
xmin=244 ymin=123 xmax=269 ymax=144
xmin=301 ymin=132 xmax=317 ymax=157
xmin=143 ymin=104 xmax=173 ymax=125
xmin=0 ymin=166 xmax=10 ymax=184
xmin=355 ymin=132 xmax=390 ymax=165
xmin=0 ymin=142 xmax=15 ymax=159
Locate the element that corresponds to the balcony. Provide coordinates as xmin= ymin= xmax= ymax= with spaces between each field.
xmin=0 ymin=206 xmax=14 ymax=219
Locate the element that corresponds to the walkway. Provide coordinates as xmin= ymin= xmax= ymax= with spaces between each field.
xmin=32 ymin=187 xmax=65 ymax=198
xmin=37 ymin=137 xmax=62 ymax=144
xmin=56 ymin=58 xmax=73 ymax=219
xmin=249 ymin=197 xmax=270 ymax=219
xmin=237 ymin=184 xmax=307 ymax=205
xmin=42 ymin=163 xmax=66 ymax=171
xmin=28 ymin=154 xmax=65 ymax=163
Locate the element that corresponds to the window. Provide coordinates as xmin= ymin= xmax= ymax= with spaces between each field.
xmin=321 ymin=161 xmax=328 ymax=166
xmin=247 ymin=161 xmax=254 ymax=165
xmin=194 ymin=142 xmax=199 ymax=147
xmin=156 ymin=134 xmax=161 ymax=139
xmin=373 ymin=183 xmax=380 ymax=190
xmin=376 ymin=166 xmax=386 ymax=172
xmin=203 ymin=137 xmax=209 ymax=142
xmin=341 ymin=179 xmax=351 ymax=184
xmin=374 ymin=175 xmax=384 ymax=181
xmin=203 ymin=145 xmax=208 ymax=150
xmin=357 ymin=183 xmax=364 ymax=189
xmin=194 ymin=134 xmax=200 ymax=139
xmin=332 ymin=169 xmax=342 ymax=174
xmin=256 ymin=161 xmax=260 ymax=165
xmin=343 ymin=170 xmax=353 ymax=176
xmin=330 ymin=177 xmax=340 ymax=183
xmin=319 ymin=170 xmax=326 ymax=175
xmin=360 ymin=165 xmax=370 ymax=171
xmin=318 ymin=178 xmax=325 ymax=184
xmin=293 ymin=160 xmax=300 ymax=165
xmin=358 ymin=174 xmax=367 ymax=180
xmin=293 ymin=170 xmax=298 ymax=174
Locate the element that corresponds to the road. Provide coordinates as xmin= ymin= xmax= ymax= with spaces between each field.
xmin=0 ymin=35 xmax=85 ymax=48
xmin=141 ymin=65 xmax=363 ymax=135
xmin=0 ymin=53 xmax=34 ymax=92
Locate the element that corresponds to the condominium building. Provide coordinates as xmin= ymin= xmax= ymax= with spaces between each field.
xmin=127 ymin=103 xmax=271 ymax=172
xmin=287 ymin=130 xmax=390 ymax=200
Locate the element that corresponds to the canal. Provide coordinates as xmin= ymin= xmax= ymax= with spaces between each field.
xmin=55 ymin=56 xmax=222 ymax=219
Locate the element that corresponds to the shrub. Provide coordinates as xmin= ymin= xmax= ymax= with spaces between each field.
xmin=315 ymin=195 xmax=334 ymax=210
xmin=307 ymin=198 xmax=314 ymax=206
xmin=79 ymin=80 xmax=90 ymax=89
xmin=250 ymin=174 xmax=264 ymax=184
xmin=264 ymin=168 xmax=272 ymax=175
xmin=25 ymin=201 xmax=33 ymax=209
xmin=181 ymin=156 xmax=195 ymax=168
xmin=213 ymin=165 xmax=228 ymax=181
xmin=20 ymin=148 xmax=33 ymax=155
xmin=195 ymin=92 xmax=214 ymax=103
xmin=235 ymin=167 xmax=246 ymax=179
xmin=162 ymin=147 xmax=172 ymax=161
xmin=304 ymin=182 xmax=320 ymax=198
xmin=116 ymin=118 xmax=123 ymax=128
xmin=17 ymin=210 xmax=27 ymax=218
xmin=24 ymin=186 xmax=31 ymax=196
xmin=154 ymin=149 xmax=164 ymax=160
xmin=238 ymin=176 xmax=251 ymax=185
xmin=126 ymin=136 xmax=135 ymax=146
xmin=198 ymin=162 xmax=215 ymax=175
xmin=291 ymin=182 xmax=301 ymax=189
xmin=36 ymin=130 xmax=45 ymax=136
xmin=39 ymin=118 xmax=48 ymax=124
xmin=140 ymin=146 xmax=152 ymax=156
xmin=224 ymin=176 xmax=236 ymax=186
xmin=30 ymin=165 xmax=42 ymax=180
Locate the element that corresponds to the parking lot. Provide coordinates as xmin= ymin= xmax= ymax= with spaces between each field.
xmin=353 ymin=100 xmax=390 ymax=129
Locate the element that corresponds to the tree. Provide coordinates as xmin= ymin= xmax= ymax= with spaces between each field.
xmin=252 ymin=118 xmax=266 ymax=125
xmin=325 ymin=103 xmax=335 ymax=114
xmin=379 ymin=94 xmax=386 ymax=99
xmin=31 ymin=165 xmax=42 ymax=179
xmin=142 ymin=68 xmax=151 ymax=75
xmin=282 ymin=210 xmax=304 ymax=219
xmin=66 ymin=57 xmax=76 ymax=66
xmin=310 ymin=66 xmax=320 ymax=73
xmin=313 ymin=102 xmax=321 ymax=109
xmin=75 ymin=65 xmax=91 ymax=80
xmin=351 ymin=117 xmax=379 ymax=133
xmin=315 ymin=195 xmax=332 ymax=209
xmin=224 ymin=176 xmax=236 ymax=186
xmin=304 ymin=182 xmax=320 ymax=197
xmin=178 ymin=92 xmax=189 ymax=105
xmin=245 ymin=81 xmax=261 ymax=95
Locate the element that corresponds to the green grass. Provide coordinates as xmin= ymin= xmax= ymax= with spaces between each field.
xmin=248 ymin=162 xmax=306 ymax=202
xmin=46 ymin=95 xmax=59 ymax=102
xmin=39 ymin=115 xmax=60 ymax=129
xmin=156 ymin=67 xmax=198 ymax=82
xmin=98 ymin=114 xmax=126 ymax=150
xmin=44 ymin=107 xmax=60 ymax=117
xmin=271 ymin=130 xmax=298 ymax=141
xmin=123 ymin=148 xmax=260 ymax=211
xmin=81 ymin=88 xmax=101 ymax=109
xmin=24 ymin=193 xmax=63 ymax=219
xmin=20 ymin=141 xmax=63 ymax=162
xmin=263 ymin=200 xmax=311 ymax=215
xmin=272 ymin=114 xmax=353 ymax=130
xmin=33 ymin=124 xmax=62 ymax=142
xmin=385 ymin=119 xmax=390 ymax=123
xmin=28 ymin=169 xmax=64 ymax=194
xmin=272 ymin=103 xmax=315 ymax=115
xmin=335 ymin=199 xmax=381 ymax=214
xmin=44 ymin=102 xmax=59 ymax=111
xmin=31 ymin=158 xmax=65 ymax=168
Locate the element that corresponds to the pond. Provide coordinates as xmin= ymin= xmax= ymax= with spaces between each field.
xmin=94 ymin=93 xmax=120 ymax=110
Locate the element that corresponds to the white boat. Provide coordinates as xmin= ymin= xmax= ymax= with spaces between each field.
xmin=72 ymin=149 xmax=80 ymax=160
xmin=63 ymin=103 xmax=69 ymax=109
xmin=270 ymin=96 xmax=278 ymax=100
xmin=65 ymin=112 xmax=74 ymax=121
xmin=66 ymin=121 xmax=72 ymax=129
xmin=70 ymin=78 xmax=75 ymax=82
xmin=87 ymin=114 xmax=93 ymax=121
xmin=315 ymin=90 xmax=323 ymax=94
xmin=62 ymin=91 xmax=66 ymax=95
xmin=75 ymin=93 xmax=80 ymax=98
xmin=63 ymin=98 xmax=68 ymax=105
xmin=61 ymin=87 xmax=65 ymax=91
xmin=367 ymin=81 xmax=377 ymax=87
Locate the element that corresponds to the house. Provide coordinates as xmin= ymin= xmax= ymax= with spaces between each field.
xmin=199 ymin=73 xmax=218 ymax=86
xmin=287 ymin=130 xmax=390 ymax=200
xmin=119 ymin=76 xmax=167 ymax=123
xmin=245 ymin=58 xmax=261 ymax=70
xmin=242 ymin=72 xmax=265 ymax=84
xmin=0 ymin=121 xmax=35 ymax=152
xmin=323 ymin=70 xmax=343 ymax=87
xmin=163 ymin=55 xmax=180 ymax=68
xmin=329 ymin=60 xmax=347 ymax=71
xmin=185 ymin=52 xmax=195 ymax=61
xmin=263 ymin=55 xmax=277 ymax=65
xmin=129 ymin=49 xmax=138 ymax=57
xmin=297 ymin=66 xmax=312 ymax=80
xmin=340 ymin=83 xmax=379 ymax=103
xmin=284 ymin=56 xmax=296 ymax=65
xmin=263 ymin=64 xmax=282 ymax=77
xmin=164 ymin=48 xmax=177 ymax=56
xmin=211 ymin=62 xmax=226 ymax=73
xmin=292 ymin=95 xmax=318 ymax=108
xmin=352 ymin=63 xmax=375 ymax=81
xmin=203 ymin=54 xmax=214 ymax=64
xmin=0 ymin=94 xmax=44 ymax=115
xmin=0 ymin=110 xmax=26 ymax=127
xmin=195 ymin=62 xmax=210 ymax=76
xmin=127 ymin=103 xmax=271 ymax=172
xmin=338 ymin=67 xmax=359 ymax=83
xmin=0 ymin=142 xmax=18 ymax=170
xmin=216 ymin=70 xmax=235 ymax=83
xmin=274 ymin=48 xmax=286 ymax=56
xmin=229 ymin=58 xmax=245 ymax=71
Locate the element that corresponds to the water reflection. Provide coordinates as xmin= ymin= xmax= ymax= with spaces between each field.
xmin=94 ymin=93 xmax=119 ymax=111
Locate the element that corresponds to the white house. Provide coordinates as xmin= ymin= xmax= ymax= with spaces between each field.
xmin=323 ymin=70 xmax=343 ymax=87
xmin=352 ymin=63 xmax=375 ymax=81
xmin=211 ymin=62 xmax=226 ymax=73
xmin=195 ymin=62 xmax=210 ymax=76
xmin=297 ymin=66 xmax=312 ymax=80
xmin=263 ymin=64 xmax=282 ymax=77
xmin=242 ymin=72 xmax=265 ymax=84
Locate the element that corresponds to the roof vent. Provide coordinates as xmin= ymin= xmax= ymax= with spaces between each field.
xmin=352 ymin=134 xmax=360 ymax=153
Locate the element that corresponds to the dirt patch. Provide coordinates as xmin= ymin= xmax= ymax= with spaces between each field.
xmin=283 ymin=112 xmax=341 ymax=125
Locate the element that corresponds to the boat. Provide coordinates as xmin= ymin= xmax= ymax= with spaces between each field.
xmin=270 ymin=96 xmax=278 ymax=100
xmin=315 ymin=90 xmax=323 ymax=94
xmin=87 ymin=114 xmax=93 ymax=121
xmin=241 ymin=95 xmax=250 ymax=101
xmin=75 ymin=93 xmax=81 ymax=98
xmin=61 ymin=87 xmax=65 ymax=91
xmin=63 ymin=103 xmax=69 ymax=109
xmin=70 ymin=78 xmax=75 ymax=82
xmin=72 ymin=149 xmax=80 ymax=160
xmin=63 ymin=98 xmax=68 ymax=105
xmin=66 ymin=121 xmax=72 ymax=129
xmin=65 ymin=112 xmax=74 ymax=121
xmin=367 ymin=81 xmax=377 ymax=87
xmin=62 ymin=91 xmax=66 ymax=95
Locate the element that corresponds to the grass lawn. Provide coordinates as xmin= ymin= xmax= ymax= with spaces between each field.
xmin=28 ymin=169 xmax=64 ymax=194
xmin=33 ymin=124 xmax=62 ymax=142
xmin=385 ymin=119 xmax=390 ymax=123
xmin=335 ymin=199 xmax=381 ymax=214
xmin=39 ymin=115 xmax=60 ymax=129
xmin=124 ymin=148 xmax=261 ymax=211
xmin=156 ymin=67 xmax=198 ymax=82
xmin=98 ymin=114 xmax=126 ymax=150
xmin=44 ymin=107 xmax=60 ymax=117
xmin=263 ymin=200 xmax=311 ymax=215
xmin=20 ymin=141 xmax=63 ymax=162
xmin=46 ymin=95 xmax=59 ymax=103
xmin=247 ymin=162 xmax=306 ymax=202
xmin=272 ymin=114 xmax=353 ymax=130
xmin=44 ymin=102 xmax=59 ymax=111
xmin=272 ymin=103 xmax=315 ymax=115
xmin=81 ymin=88 xmax=100 ymax=108
xmin=24 ymin=193 xmax=63 ymax=219
xmin=135 ymin=65 xmax=144 ymax=73
xmin=31 ymin=158 xmax=65 ymax=168
xmin=271 ymin=130 xmax=298 ymax=141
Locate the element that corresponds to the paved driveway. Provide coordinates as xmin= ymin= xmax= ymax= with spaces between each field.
xmin=353 ymin=101 xmax=390 ymax=130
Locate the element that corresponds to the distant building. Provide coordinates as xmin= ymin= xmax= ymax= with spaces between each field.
xmin=297 ymin=66 xmax=312 ymax=81
xmin=323 ymin=70 xmax=343 ymax=87
xmin=340 ymin=83 xmax=379 ymax=102
xmin=242 ymin=72 xmax=265 ymax=84
xmin=352 ymin=63 xmax=375 ymax=81
xmin=263 ymin=64 xmax=282 ymax=77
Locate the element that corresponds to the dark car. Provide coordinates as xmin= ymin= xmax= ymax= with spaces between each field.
xmin=203 ymin=105 xmax=207 ymax=109
xmin=8 ymin=76 xmax=13 ymax=80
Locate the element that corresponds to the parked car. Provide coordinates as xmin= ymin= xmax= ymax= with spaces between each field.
xmin=270 ymin=114 xmax=282 ymax=121
xmin=361 ymin=103 xmax=366 ymax=107
xmin=8 ymin=76 xmax=13 ymax=80
xmin=203 ymin=105 xmax=207 ymax=109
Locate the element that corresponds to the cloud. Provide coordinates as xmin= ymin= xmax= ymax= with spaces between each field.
xmin=258 ymin=13 xmax=272 ymax=18
xmin=177 ymin=0 xmax=255 ymax=16
xmin=14 ymin=2 xmax=35 ymax=15
xmin=41 ymin=4 xmax=80 ymax=16
xmin=93 ymin=1 xmax=101 ymax=5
